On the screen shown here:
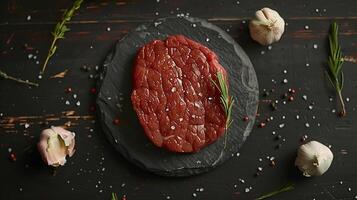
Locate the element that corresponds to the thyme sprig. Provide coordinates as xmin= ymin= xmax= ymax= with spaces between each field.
xmin=255 ymin=183 xmax=295 ymax=200
xmin=0 ymin=69 xmax=39 ymax=87
xmin=212 ymin=72 xmax=234 ymax=129
xmin=40 ymin=0 xmax=83 ymax=74
xmin=326 ymin=22 xmax=346 ymax=116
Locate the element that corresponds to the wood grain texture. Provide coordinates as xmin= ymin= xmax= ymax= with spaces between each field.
xmin=0 ymin=0 xmax=356 ymax=199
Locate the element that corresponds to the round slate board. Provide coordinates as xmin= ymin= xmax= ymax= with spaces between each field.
xmin=96 ymin=17 xmax=259 ymax=177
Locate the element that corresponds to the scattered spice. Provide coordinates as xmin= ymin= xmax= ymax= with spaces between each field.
xmin=50 ymin=69 xmax=69 ymax=78
xmin=66 ymin=87 xmax=72 ymax=93
xmin=243 ymin=116 xmax=249 ymax=121
xmin=113 ymin=118 xmax=120 ymax=125
xmin=9 ymin=152 xmax=17 ymax=162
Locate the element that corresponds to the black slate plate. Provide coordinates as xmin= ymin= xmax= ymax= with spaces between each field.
xmin=96 ymin=17 xmax=259 ymax=177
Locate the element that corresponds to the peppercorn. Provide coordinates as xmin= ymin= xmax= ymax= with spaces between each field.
xmin=66 ymin=87 xmax=72 ymax=93
xmin=288 ymin=96 xmax=294 ymax=102
xmin=113 ymin=118 xmax=120 ymax=125
xmin=258 ymin=122 xmax=266 ymax=128
xmin=243 ymin=116 xmax=249 ymax=121
xmin=90 ymin=87 xmax=96 ymax=94
xmin=9 ymin=153 xmax=16 ymax=162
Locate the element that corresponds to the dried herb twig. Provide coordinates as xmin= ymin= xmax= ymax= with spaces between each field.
xmin=0 ymin=70 xmax=39 ymax=87
xmin=255 ymin=183 xmax=294 ymax=200
xmin=326 ymin=22 xmax=346 ymax=116
xmin=41 ymin=0 xmax=83 ymax=74
xmin=212 ymin=72 xmax=234 ymax=129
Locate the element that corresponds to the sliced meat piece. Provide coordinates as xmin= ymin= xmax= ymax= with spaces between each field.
xmin=131 ymin=35 xmax=228 ymax=153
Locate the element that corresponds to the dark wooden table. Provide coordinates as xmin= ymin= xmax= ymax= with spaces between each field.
xmin=1 ymin=0 xmax=356 ymax=199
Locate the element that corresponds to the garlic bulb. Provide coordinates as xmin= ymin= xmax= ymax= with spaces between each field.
xmin=38 ymin=126 xmax=76 ymax=167
xmin=249 ymin=7 xmax=285 ymax=45
xmin=295 ymin=141 xmax=333 ymax=177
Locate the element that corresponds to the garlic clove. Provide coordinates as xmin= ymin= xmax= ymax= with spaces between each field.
xmin=38 ymin=126 xmax=76 ymax=167
xmin=249 ymin=7 xmax=285 ymax=45
xmin=295 ymin=141 xmax=333 ymax=177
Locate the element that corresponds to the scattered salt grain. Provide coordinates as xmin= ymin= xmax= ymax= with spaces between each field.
xmin=106 ymin=27 xmax=111 ymax=31
xmin=76 ymin=101 xmax=81 ymax=107
xmin=27 ymin=15 xmax=31 ymax=21
xmin=304 ymin=25 xmax=309 ymax=30
xmin=313 ymin=44 xmax=318 ymax=49
xmin=279 ymin=124 xmax=285 ymax=128
xmin=296 ymin=115 xmax=300 ymax=120
xmin=28 ymin=54 xmax=33 ymax=59
xmin=283 ymin=70 xmax=287 ymax=74
xmin=302 ymin=95 xmax=307 ymax=101
xmin=24 ymin=123 xmax=30 ymax=129
xmin=283 ymin=79 xmax=288 ymax=84
xmin=171 ymin=125 xmax=175 ymax=130
xmin=305 ymin=123 xmax=310 ymax=128
xmin=65 ymin=100 xmax=70 ymax=105
xmin=206 ymin=38 xmax=210 ymax=42
xmin=306 ymin=63 xmax=310 ymax=67
xmin=155 ymin=12 xmax=159 ymax=16
xmin=268 ymin=45 xmax=272 ymax=50
xmin=261 ymin=51 xmax=265 ymax=55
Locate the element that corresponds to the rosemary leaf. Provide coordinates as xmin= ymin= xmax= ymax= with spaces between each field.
xmin=111 ymin=192 xmax=118 ymax=200
xmin=41 ymin=0 xmax=84 ymax=75
xmin=0 ymin=69 xmax=39 ymax=87
xmin=255 ymin=183 xmax=295 ymax=200
xmin=212 ymin=72 xmax=234 ymax=129
xmin=326 ymin=22 xmax=346 ymax=116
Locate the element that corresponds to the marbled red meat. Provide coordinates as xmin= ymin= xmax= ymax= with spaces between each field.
xmin=131 ymin=35 xmax=228 ymax=153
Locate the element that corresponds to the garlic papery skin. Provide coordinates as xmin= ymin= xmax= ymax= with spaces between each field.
xmin=38 ymin=126 xmax=75 ymax=167
xmin=249 ymin=7 xmax=285 ymax=45
xmin=295 ymin=141 xmax=333 ymax=177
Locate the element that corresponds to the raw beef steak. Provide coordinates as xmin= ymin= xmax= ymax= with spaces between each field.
xmin=131 ymin=35 xmax=229 ymax=153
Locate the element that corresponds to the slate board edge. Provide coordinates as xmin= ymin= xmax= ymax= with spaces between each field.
xmin=96 ymin=17 xmax=259 ymax=177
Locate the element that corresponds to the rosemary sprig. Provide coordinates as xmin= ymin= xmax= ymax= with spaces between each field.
xmin=111 ymin=192 xmax=118 ymax=200
xmin=255 ymin=183 xmax=295 ymax=200
xmin=0 ymin=69 xmax=39 ymax=87
xmin=326 ymin=22 xmax=346 ymax=116
xmin=40 ymin=0 xmax=83 ymax=75
xmin=212 ymin=72 xmax=234 ymax=129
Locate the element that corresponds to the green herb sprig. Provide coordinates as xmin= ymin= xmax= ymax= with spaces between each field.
xmin=255 ymin=183 xmax=295 ymax=200
xmin=326 ymin=22 xmax=346 ymax=116
xmin=0 ymin=69 xmax=39 ymax=87
xmin=111 ymin=192 xmax=118 ymax=200
xmin=212 ymin=72 xmax=234 ymax=129
xmin=41 ymin=0 xmax=83 ymax=75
